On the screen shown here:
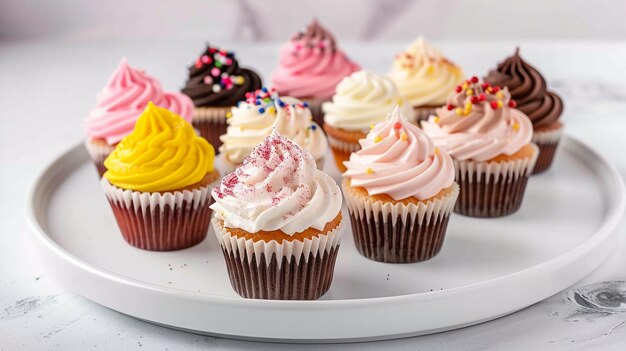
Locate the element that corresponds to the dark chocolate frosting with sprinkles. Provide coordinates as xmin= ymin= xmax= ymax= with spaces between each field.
xmin=484 ymin=48 xmax=563 ymax=129
xmin=182 ymin=45 xmax=262 ymax=107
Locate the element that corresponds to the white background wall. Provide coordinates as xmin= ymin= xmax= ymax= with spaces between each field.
xmin=1 ymin=0 xmax=625 ymax=42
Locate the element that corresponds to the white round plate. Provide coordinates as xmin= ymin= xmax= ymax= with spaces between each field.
xmin=27 ymin=136 xmax=624 ymax=343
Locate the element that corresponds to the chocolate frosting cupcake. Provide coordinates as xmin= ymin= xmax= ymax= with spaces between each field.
xmin=485 ymin=48 xmax=563 ymax=129
xmin=182 ymin=45 xmax=262 ymax=107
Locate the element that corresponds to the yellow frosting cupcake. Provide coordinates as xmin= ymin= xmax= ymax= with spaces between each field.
xmin=101 ymin=102 xmax=220 ymax=251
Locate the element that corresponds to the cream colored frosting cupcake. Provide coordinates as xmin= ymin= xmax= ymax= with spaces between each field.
xmin=219 ymin=87 xmax=327 ymax=169
xmin=389 ymin=36 xmax=464 ymax=121
xmin=322 ymin=70 xmax=412 ymax=172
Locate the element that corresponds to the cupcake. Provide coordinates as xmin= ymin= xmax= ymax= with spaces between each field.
xmin=484 ymin=48 xmax=564 ymax=174
xmin=101 ymin=102 xmax=219 ymax=251
xmin=181 ymin=45 xmax=262 ymax=150
xmin=271 ymin=19 xmax=360 ymax=128
xmin=211 ymin=130 xmax=345 ymax=300
xmin=388 ymin=36 xmax=464 ymax=122
xmin=421 ymin=78 xmax=538 ymax=217
xmin=342 ymin=106 xmax=459 ymax=263
xmin=322 ymin=70 xmax=413 ymax=172
xmin=85 ymin=59 xmax=193 ymax=176
xmin=219 ymin=88 xmax=327 ymax=171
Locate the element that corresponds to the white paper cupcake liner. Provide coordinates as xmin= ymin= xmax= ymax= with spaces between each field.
xmin=84 ymin=139 xmax=115 ymax=177
xmin=342 ymin=180 xmax=459 ymax=263
xmin=533 ymin=124 xmax=564 ymax=145
xmin=326 ymin=134 xmax=362 ymax=153
xmin=192 ymin=106 xmax=232 ymax=123
xmin=100 ymin=175 xmax=219 ymax=251
xmin=212 ymin=216 xmax=345 ymax=267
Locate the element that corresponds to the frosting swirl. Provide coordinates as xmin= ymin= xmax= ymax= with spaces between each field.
xmin=344 ymin=106 xmax=454 ymax=201
xmin=211 ymin=131 xmax=341 ymax=235
xmin=388 ymin=36 xmax=464 ymax=107
xmin=421 ymin=78 xmax=533 ymax=162
xmin=322 ymin=70 xmax=413 ymax=132
xmin=271 ymin=19 xmax=360 ymax=99
xmin=181 ymin=45 xmax=262 ymax=107
xmin=220 ymin=88 xmax=327 ymax=164
xmin=86 ymin=59 xmax=193 ymax=145
xmin=484 ymin=48 xmax=563 ymax=128
xmin=104 ymin=102 xmax=215 ymax=192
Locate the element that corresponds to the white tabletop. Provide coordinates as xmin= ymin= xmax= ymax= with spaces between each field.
xmin=2 ymin=40 xmax=626 ymax=350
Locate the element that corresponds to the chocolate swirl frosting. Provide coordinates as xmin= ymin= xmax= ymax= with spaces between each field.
xmin=484 ymin=48 xmax=563 ymax=129
xmin=182 ymin=45 xmax=262 ymax=107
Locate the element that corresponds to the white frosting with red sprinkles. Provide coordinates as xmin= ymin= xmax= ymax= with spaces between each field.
xmin=211 ymin=130 xmax=341 ymax=235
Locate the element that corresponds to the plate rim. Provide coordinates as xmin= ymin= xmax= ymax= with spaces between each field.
xmin=25 ymin=135 xmax=626 ymax=340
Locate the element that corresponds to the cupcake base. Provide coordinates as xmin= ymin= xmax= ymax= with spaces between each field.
xmin=222 ymin=246 xmax=339 ymax=300
xmin=192 ymin=106 xmax=232 ymax=152
xmin=84 ymin=139 xmax=115 ymax=177
xmin=454 ymin=144 xmax=538 ymax=217
xmin=532 ymin=122 xmax=564 ymax=175
xmin=212 ymin=216 xmax=345 ymax=300
xmin=324 ymin=125 xmax=365 ymax=173
xmin=414 ymin=105 xmax=438 ymax=123
xmin=101 ymin=172 xmax=219 ymax=251
xmin=343 ymin=180 xmax=459 ymax=263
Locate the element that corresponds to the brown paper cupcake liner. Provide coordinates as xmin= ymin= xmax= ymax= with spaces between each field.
xmin=101 ymin=177 xmax=219 ymax=251
xmin=414 ymin=106 xmax=438 ymax=123
xmin=343 ymin=181 xmax=459 ymax=263
xmin=532 ymin=124 xmax=564 ymax=174
xmin=192 ymin=106 xmax=232 ymax=151
xmin=212 ymin=217 xmax=345 ymax=300
xmin=454 ymin=144 xmax=538 ymax=217
xmin=301 ymin=97 xmax=330 ymax=129
xmin=327 ymin=134 xmax=362 ymax=173
xmin=84 ymin=139 xmax=115 ymax=177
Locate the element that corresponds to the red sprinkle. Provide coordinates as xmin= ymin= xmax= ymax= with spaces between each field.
xmin=393 ymin=122 xmax=402 ymax=130
xmin=509 ymin=100 xmax=517 ymax=108
xmin=481 ymin=83 xmax=490 ymax=89
xmin=446 ymin=104 xmax=455 ymax=111
xmin=470 ymin=76 xmax=479 ymax=83
xmin=490 ymin=101 xmax=499 ymax=109
xmin=491 ymin=86 xmax=500 ymax=93
xmin=454 ymin=86 xmax=462 ymax=93
xmin=478 ymin=93 xmax=487 ymax=102
xmin=470 ymin=96 xmax=479 ymax=104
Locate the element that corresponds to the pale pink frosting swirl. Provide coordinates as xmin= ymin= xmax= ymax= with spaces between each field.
xmin=271 ymin=19 xmax=360 ymax=99
xmin=343 ymin=106 xmax=455 ymax=201
xmin=85 ymin=59 xmax=193 ymax=145
xmin=421 ymin=78 xmax=533 ymax=162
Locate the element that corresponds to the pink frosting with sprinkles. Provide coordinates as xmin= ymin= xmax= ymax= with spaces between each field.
xmin=85 ymin=59 xmax=193 ymax=145
xmin=211 ymin=130 xmax=341 ymax=235
xmin=344 ymin=106 xmax=455 ymax=201
xmin=271 ymin=19 xmax=360 ymax=99
xmin=421 ymin=78 xmax=533 ymax=162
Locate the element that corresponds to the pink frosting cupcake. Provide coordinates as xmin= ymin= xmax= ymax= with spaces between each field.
xmin=421 ymin=77 xmax=538 ymax=217
xmin=271 ymin=19 xmax=360 ymax=128
xmin=342 ymin=106 xmax=459 ymax=263
xmin=84 ymin=59 xmax=193 ymax=176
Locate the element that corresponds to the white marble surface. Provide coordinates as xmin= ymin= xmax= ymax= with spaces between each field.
xmin=2 ymin=40 xmax=626 ymax=350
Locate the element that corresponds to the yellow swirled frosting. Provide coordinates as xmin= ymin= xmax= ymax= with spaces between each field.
xmin=104 ymin=102 xmax=215 ymax=192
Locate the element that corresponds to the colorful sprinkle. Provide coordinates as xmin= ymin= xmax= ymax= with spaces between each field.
xmin=400 ymin=132 xmax=408 ymax=141
xmin=203 ymin=76 xmax=213 ymax=85
xmin=455 ymin=108 xmax=464 ymax=115
xmin=212 ymin=84 xmax=221 ymax=93
xmin=470 ymin=76 xmax=479 ymax=83
xmin=226 ymin=112 xmax=232 ymax=118
xmin=366 ymin=168 xmax=374 ymax=175
xmin=374 ymin=136 xmax=382 ymax=143
xmin=370 ymin=124 xmax=375 ymax=130
xmin=497 ymin=100 xmax=503 ymax=108
xmin=512 ymin=122 xmax=520 ymax=131
xmin=393 ymin=122 xmax=402 ymax=130
xmin=310 ymin=124 xmax=317 ymax=131
xmin=258 ymin=108 xmax=266 ymax=113
xmin=490 ymin=101 xmax=498 ymax=109
xmin=211 ymin=68 xmax=220 ymax=77
xmin=446 ymin=104 xmax=455 ymax=111
xmin=433 ymin=116 xmax=440 ymax=123
xmin=509 ymin=100 xmax=517 ymax=108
